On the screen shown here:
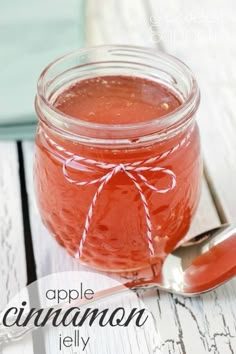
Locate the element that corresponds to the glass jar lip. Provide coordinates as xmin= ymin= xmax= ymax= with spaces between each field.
xmin=36 ymin=44 xmax=200 ymax=140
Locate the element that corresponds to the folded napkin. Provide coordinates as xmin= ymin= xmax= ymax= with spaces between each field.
xmin=0 ymin=0 xmax=85 ymax=140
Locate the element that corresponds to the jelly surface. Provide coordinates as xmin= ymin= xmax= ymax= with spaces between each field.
xmin=54 ymin=76 xmax=180 ymax=124
xmin=35 ymin=75 xmax=202 ymax=271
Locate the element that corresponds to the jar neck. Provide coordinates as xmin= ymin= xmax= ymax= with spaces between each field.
xmin=35 ymin=45 xmax=200 ymax=147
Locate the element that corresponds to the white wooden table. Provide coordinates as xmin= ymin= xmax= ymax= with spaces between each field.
xmin=1 ymin=1 xmax=236 ymax=353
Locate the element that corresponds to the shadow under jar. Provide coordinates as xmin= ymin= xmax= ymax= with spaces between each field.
xmin=34 ymin=45 xmax=202 ymax=272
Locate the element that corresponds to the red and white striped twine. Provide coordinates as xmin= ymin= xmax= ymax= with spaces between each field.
xmin=44 ymin=127 xmax=193 ymax=259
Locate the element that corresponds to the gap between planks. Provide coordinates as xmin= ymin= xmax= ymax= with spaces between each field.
xmin=17 ymin=141 xmax=46 ymax=354
xmin=0 ymin=141 xmax=34 ymax=354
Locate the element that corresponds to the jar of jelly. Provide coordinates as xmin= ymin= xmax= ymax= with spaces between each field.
xmin=34 ymin=45 xmax=201 ymax=272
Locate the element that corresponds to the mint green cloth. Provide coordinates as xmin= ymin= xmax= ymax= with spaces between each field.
xmin=0 ymin=0 xmax=85 ymax=140
xmin=0 ymin=122 xmax=37 ymax=140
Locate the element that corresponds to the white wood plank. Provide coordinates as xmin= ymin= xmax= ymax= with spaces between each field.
xmin=86 ymin=0 xmax=151 ymax=46
xmin=148 ymin=0 xmax=236 ymax=222
xmin=0 ymin=142 xmax=33 ymax=353
xmin=146 ymin=1 xmax=236 ymax=352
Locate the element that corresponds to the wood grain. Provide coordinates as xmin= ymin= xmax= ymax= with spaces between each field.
xmin=0 ymin=142 xmax=33 ymax=353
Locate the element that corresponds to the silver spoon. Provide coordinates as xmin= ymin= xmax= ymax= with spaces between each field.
xmin=1 ymin=223 xmax=236 ymax=345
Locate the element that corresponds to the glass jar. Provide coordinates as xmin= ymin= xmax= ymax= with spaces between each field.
xmin=34 ymin=45 xmax=201 ymax=272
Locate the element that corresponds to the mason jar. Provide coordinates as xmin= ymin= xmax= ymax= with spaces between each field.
xmin=34 ymin=45 xmax=201 ymax=272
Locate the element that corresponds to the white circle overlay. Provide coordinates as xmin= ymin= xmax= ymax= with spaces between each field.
xmin=0 ymin=271 xmax=161 ymax=354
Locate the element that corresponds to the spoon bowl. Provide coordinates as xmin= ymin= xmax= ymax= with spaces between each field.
xmin=128 ymin=224 xmax=236 ymax=296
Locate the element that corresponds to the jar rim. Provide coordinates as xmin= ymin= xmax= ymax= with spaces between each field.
xmin=36 ymin=45 xmax=200 ymax=143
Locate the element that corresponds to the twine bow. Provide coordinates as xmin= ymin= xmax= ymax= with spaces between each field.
xmin=63 ymin=156 xmax=176 ymax=258
xmin=44 ymin=128 xmax=193 ymax=259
